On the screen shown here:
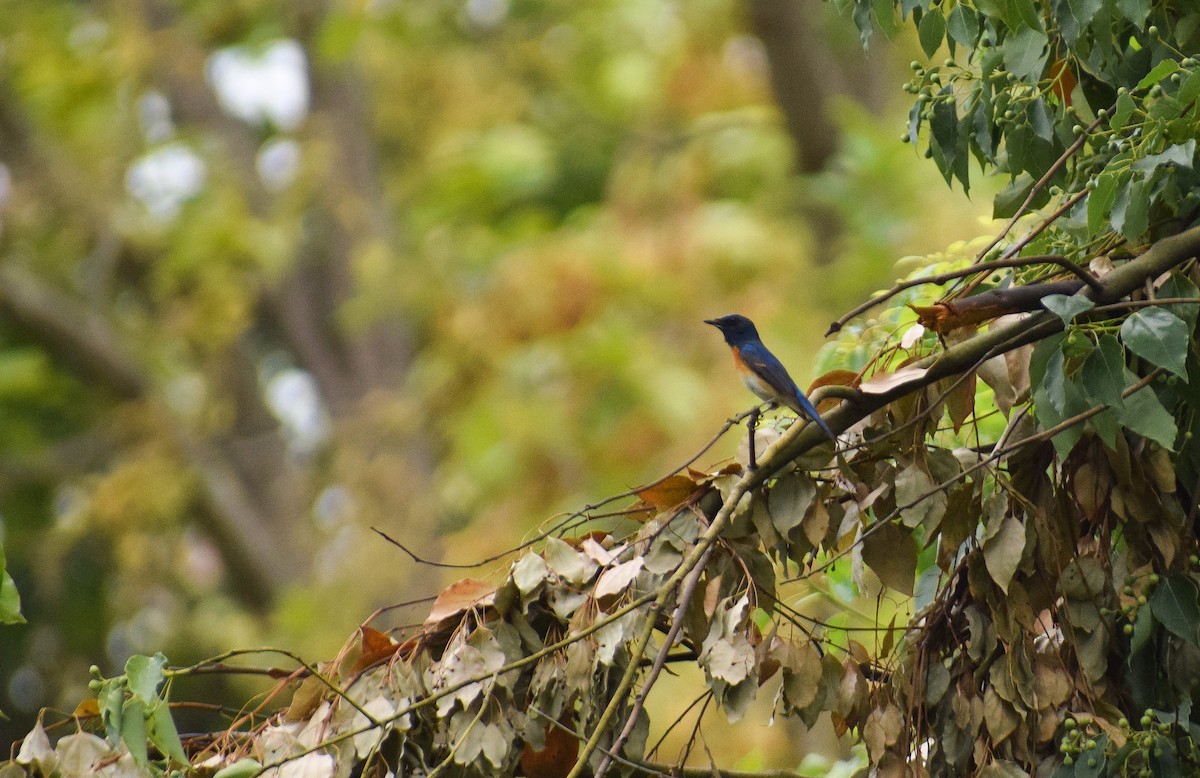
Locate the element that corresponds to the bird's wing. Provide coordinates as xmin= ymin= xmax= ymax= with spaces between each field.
xmin=740 ymin=343 xmax=837 ymax=442
xmin=737 ymin=343 xmax=803 ymax=406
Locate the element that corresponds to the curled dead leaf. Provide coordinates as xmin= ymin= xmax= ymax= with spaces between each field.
xmin=859 ymin=365 xmax=930 ymax=396
xmin=424 ymin=579 xmax=496 ymax=630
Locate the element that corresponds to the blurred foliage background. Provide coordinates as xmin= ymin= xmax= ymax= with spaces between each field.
xmin=0 ymin=0 xmax=991 ymax=764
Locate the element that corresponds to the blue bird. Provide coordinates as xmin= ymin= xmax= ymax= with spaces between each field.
xmin=705 ymin=314 xmax=837 ymax=442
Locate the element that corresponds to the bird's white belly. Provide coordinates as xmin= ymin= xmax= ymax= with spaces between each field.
xmin=741 ymin=371 xmax=783 ymax=405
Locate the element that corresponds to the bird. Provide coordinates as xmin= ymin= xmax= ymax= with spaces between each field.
xmin=705 ymin=313 xmax=837 ymax=442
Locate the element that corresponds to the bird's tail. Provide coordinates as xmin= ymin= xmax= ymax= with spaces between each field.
xmin=788 ymin=391 xmax=838 ymax=444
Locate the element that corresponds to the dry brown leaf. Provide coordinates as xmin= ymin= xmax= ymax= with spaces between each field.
xmin=424 ymin=579 xmax=496 ymax=630
xmin=351 ymin=626 xmax=400 ymax=674
xmin=946 ymin=371 xmax=977 ymax=433
xmin=73 ymin=698 xmax=100 ymax=720
xmin=635 ymin=474 xmax=699 ymax=512
xmin=859 ymin=365 xmax=930 ymax=395
xmin=519 ymin=716 xmax=579 ymax=778
xmin=594 ymin=558 xmax=644 ymax=602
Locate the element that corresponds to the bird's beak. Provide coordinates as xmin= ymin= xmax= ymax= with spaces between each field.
xmin=703 ymin=318 xmax=719 ymax=327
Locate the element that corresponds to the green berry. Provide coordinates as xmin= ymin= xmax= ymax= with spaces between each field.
xmin=1065 ymin=718 xmax=1077 ymax=730
xmin=1063 ymin=756 xmax=1074 ymax=766
xmin=1138 ymin=595 xmax=1147 ymax=605
xmin=1148 ymin=25 xmax=1158 ymax=36
xmin=1088 ymin=758 xmax=1097 ymax=768
xmin=1141 ymin=715 xmax=1153 ymax=726
xmin=911 ymin=60 xmax=922 ymax=70
xmin=943 ymin=58 xmax=954 ymax=68
xmin=1124 ymin=623 xmax=1135 ymax=634
xmin=1149 ymin=574 xmax=1160 ymax=585
xmin=902 ymin=132 xmax=911 ymax=143
xmin=1119 ymin=717 xmax=1129 ymax=728
xmin=1086 ymin=739 xmax=1096 ymax=749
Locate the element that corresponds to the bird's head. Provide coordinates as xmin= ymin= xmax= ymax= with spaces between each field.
xmin=704 ymin=314 xmax=761 ymax=346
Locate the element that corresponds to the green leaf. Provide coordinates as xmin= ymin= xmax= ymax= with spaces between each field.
xmin=1028 ymin=97 xmax=1055 ymax=141
xmin=1137 ymin=59 xmax=1181 ymax=91
xmin=852 ymin=0 xmax=875 ymax=45
xmin=1159 ymin=273 xmax=1200 ymax=330
xmin=1080 ymin=334 xmax=1127 ymax=410
xmin=125 ymin=653 xmax=168 ymax=702
xmin=930 ymin=85 xmax=960 ymax=185
xmin=1065 ymin=0 xmax=1102 ymax=31
xmin=946 ymin=4 xmax=980 ymax=47
xmin=148 ymin=699 xmax=189 ymax=764
xmin=1041 ymin=294 xmax=1096 ymax=324
xmin=120 ymin=699 xmax=149 ymax=766
xmin=1134 ymin=139 xmax=1196 ymax=173
xmin=1130 ymin=600 xmax=1155 ymax=654
xmin=0 ymin=545 xmax=23 ymax=625
xmin=919 ymin=7 xmax=946 ymax=57
xmin=1002 ymin=27 xmax=1049 ymax=82
xmin=1178 ymin=68 xmax=1200 ymax=106
xmin=993 ymin=173 xmax=1037 ymax=219
xmin=214 ymin=760 xmax=263 ymax=778
xmin=861 ymin=523 xmax=917 ymax=596
xmin=1112 ymin=177 xmax=1150 ymax=240
xmin=99 ymin=680 xmax=126 ymax=743
xmin=1149 ymin=575 xmax=1200 ymax=647
xmin=1115 ymin=0 xmax=1150 ymax=25
xmin=1031 ymin=337 xmax=1089 ymax=457
xmin=1110 ymin=91 xmax=1136 ymax=130
xmin=1087 ymin=171 xmax=1123 ymax=234
xmin=1120 ymin=306 xmax=1190 ymax=378
xmin=1089 ymin=407 xmax=1121 ymax=448
xmin=1116 ymin=370 xmax=1178 ymax=449
xmin=1074 ymin=733 xmax=1108 ymax=778
xmin=1005 ymin=0 xmax=1043 ymax=30
xmin=871 ymin=0 xmax=898 ymax=36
